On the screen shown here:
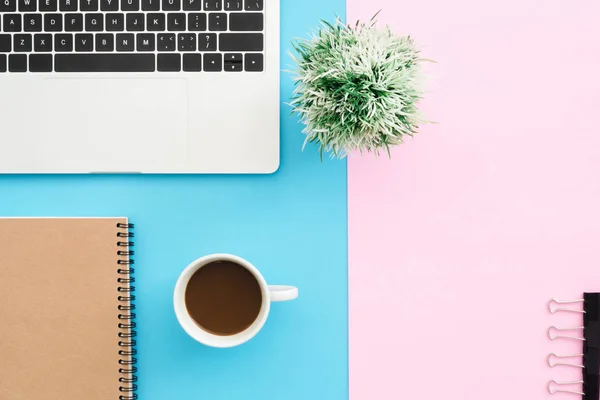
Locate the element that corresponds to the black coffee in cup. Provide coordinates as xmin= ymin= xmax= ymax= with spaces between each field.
xmin=184 ymin=260 xmax=263 ymax=336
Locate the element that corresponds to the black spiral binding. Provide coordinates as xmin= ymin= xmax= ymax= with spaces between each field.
xmin=116 ymin=222 xmax=138 ymax=400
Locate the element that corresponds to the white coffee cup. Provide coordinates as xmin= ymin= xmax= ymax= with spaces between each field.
xmin=174 ymin=253 xmax=298 ymax=348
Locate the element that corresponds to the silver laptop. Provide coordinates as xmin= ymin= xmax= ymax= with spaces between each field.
xmin=0 ymin=0 xmax=279 ymax=173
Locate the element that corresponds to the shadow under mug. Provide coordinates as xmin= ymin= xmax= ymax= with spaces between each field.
xmin=174 ymin=253 xmax=298 ymax=348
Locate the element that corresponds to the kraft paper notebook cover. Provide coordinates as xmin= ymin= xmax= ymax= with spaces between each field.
xmin=0 ymin=218 xmax=137 ymax=400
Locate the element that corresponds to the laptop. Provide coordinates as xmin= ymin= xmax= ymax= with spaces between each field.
xmin=0 ymin=0 xmax=279 ymax=173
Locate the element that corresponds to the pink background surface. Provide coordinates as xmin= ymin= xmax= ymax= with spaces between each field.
xmin=347 ymin=1 xmax=600 ymax=399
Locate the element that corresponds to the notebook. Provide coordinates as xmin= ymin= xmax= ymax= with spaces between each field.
xmin=0 ymin=218 xmax=137 ymax=400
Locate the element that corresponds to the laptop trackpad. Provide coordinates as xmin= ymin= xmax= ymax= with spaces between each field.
xmin=40 ymin=78 xmax=188 ymax=173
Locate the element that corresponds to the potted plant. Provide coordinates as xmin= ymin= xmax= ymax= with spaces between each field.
xmin=290 ymin=16 xmax=429 ymax=159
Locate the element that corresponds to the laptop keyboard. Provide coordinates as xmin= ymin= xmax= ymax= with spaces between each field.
xmin=0 ymin=0 xmax=264 ymax=72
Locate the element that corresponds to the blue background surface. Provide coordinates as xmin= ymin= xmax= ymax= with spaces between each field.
xmin=0 ymin=0 xmax=348 ymax=398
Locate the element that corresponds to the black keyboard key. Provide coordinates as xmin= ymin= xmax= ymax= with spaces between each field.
xmin=198 ymin=33 xmax=216 ymax=51
xmin=14 ymin=34 xmax=31 ymax=51
xmin=85 ymin=13 xmax=103 ymax=31
xmin=23 ymin=14 xmax=42 ymax=32
xmin=162 ymin=0 xmax=179 ymax=10
xmin=0 ymin=35 xmax=11 ymax=52
xmin=0 ymin=0 xmax=16 ymax=12
xmin=203 ymin=52 xmax=220 ymax=71
xmin=55 ymin=53 xmax=155 ymax=72
xmin=177 ymin=33 xmax=195 ymax=51
xmin=183 ymin=53 xmax=200 ymax=71
xmin=208 ymin=13 xmax=226 ymax=31
xmin=9 ymin=54 xmax=26 ymax=72
xmin=136 ymin=33 xmax=154 ymax=51
xmin=106 ymin=13 xmax=124 ymax=31
xmin=244 ymin=0 xmax=260 ymax=10
xmin=229 ymin=12 xmax=262 ymax=31
xmin=59 ymin=0 xmax=77 ymax=11
xmin=74 ymin=33 xmax=93 ymax=51
xmin=157 ymin=33 xmax=175 ymax=51
xmin=121 ymin=0 xmax=138 ymax=10
xmin=34 ymin=33 xmax=52 ymax=51
xmin=141 ymin=0 xmax=158 ymax=10
xmin=224 ymin=53 xmax=241 ymax=71
xmin=3 ymin=15 xmax=22 ymax=32
xmin=219 ymin=32 xmax=261 ymax=51
xmin=0 ymin=54 xmax=6 ymax=72
xmin=182 ymin=0 xmax=199 ymax=11
xmin=126 ymin=13 xmax=144 ymax=31
xmin=224 ymin=0 xmax=240 ymax=10
xmin=224 ymin=52 xmax=241 ymax=62
xmin=244 ymin=52 xmax=262 ymax=71
xmin=40 ymin=0 xmax=57 ymax=10
xmin=80 ymin=0 xmax=97 ymax=11
xmin=203 ymin=0 xmax=219 ymax=10
xmin=96 ymin=33 xmax=113 ymax=51
xmin=187 ymin=13 xmax=206 ymax=31
xmin=29 ymin=54 xmax=52 ymax=71
xmin=224 ymin=60 xmax=242 ymax=71
xmin=146 ymin=13 xmax=165 ymax=31
xmin=157 ymin=53 xmax=179 ymax=71
xmin=18 ymin=0 xmax=36 ymax=12
xmin=100 ymin=0 xmax=118 ymax=10
xmin=167 ymin=13 xmax=185 ymax=31
xmin=65 ymin=14 xmax=83 ymax=31
xmin=55 ymin=33 xmax=73 ymax=51
xmin=116 ymin=33 xmax=134 ymax=51
xmin=44 ymin=14 xmax=62 ymax=31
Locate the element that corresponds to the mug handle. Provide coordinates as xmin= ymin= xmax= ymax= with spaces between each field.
xmin=269 ymin=285 xmax=298 ymax=302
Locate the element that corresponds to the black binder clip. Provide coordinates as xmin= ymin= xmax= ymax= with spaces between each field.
xmin=547 ymin=293 xmax=600 ymax=399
